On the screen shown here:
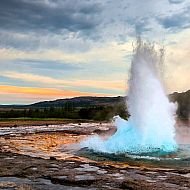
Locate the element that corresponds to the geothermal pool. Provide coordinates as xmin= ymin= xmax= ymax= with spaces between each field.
xmin=79 ymin=121 xmax=190 ymax=169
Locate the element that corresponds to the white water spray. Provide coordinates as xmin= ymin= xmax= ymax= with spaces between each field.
xmin=81 ymin=40 xmax=177 ymax=154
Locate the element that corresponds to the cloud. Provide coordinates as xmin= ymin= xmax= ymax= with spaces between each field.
xmin=0 ymin=0 xmax=189 ymax=52
xmin=0 ymin=30 xmax=93 ymax=52
xmin=0 ymin=0 xmax=101 ymax=52
xmin=0 ymin=40 xmax=133 ymax=67
xmin=158 ymin=6 xmax=190 ymax=31
xmin=168 ymin=0 xmax=185 ymax=4
xmin=164 ymin=28 xmax=190 ymax=93
xmin=0 ymin=0 xmax=102 ymax=33
xmin=14 ymin=59 xmax=81 ymax=71
xmin=0 ymin=85 xmax=107 ymax=96
xmin=0 ymin=71 xmax=125 ymax=92
xmin=0 ymin=85 xmax=112 ymax=104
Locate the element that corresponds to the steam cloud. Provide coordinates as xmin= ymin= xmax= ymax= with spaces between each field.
xmin=81 ymin=39 xmax=177 ymax=154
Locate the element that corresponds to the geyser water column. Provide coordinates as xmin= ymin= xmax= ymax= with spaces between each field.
xmin=81 ymin=40 xmax=178 ymax=154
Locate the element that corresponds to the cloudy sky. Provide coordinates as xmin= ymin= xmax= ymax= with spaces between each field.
xmin=0 ymin=0 xmax=189 ymax=104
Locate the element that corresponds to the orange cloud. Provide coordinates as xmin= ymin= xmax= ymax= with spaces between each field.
xmin=0 ymin=71 xmax=126 ymax=91
xmin=0 ymin=85 xmax=112 ymax=98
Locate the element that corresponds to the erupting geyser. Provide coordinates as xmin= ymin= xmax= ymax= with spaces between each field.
xmin=81 ymin=39 xmax=178 ymax=154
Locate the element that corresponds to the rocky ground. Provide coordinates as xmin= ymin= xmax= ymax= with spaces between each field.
xmin=0 ymin=122 xmax=190 ymax=190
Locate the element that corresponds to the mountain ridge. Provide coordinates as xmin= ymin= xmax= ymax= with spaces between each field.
xmin=0 ymin=96 xmax=125 ymax=108
xmin=0 ymin=90 xmax=189 ymax=120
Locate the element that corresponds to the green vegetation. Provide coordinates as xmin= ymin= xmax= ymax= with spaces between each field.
xmin=0 ymin=117 xmax=70 ymax=121
xmin=0 ymin=104 xmax=129 ymax=121
xmin=0 ymin=90 xmax=189 ymax=121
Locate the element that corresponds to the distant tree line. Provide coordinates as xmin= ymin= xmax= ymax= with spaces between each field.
xmin=0 ymin=104 xmax=129 ymax=121
xmin=0 ymin=90 xmax=189 ymax=121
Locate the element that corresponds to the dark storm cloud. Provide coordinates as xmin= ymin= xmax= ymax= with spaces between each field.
xmin=0 ymin=0 xmax=102 ymax=33
xmin=158 ymin=6 xmax=190 ymax=30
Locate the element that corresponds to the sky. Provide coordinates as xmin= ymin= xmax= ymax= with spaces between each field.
xmin=0 ymin=0 xmax=190 ymax=104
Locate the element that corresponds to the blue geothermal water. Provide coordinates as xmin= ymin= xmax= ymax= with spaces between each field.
xmin=81 ymin=40 xmax=178 ymax=154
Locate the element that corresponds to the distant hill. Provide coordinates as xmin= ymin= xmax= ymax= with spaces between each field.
xmin=29 ymin=96 xmax=125 ymax=108
xmin=0 ymin=90 xmax=189 ymax=120
xmin=169 ymin=90 xmax=190 ymax=120
xmin=0 ymin=96 xmax=125 ymax=109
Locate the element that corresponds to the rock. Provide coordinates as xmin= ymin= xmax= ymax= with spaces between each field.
xmin=0 ymin=177 xmax=94 ymax=190
xmin=75 ymin=164 xmax=99 ymax=172
xmin=65 ymin=161 xmax=75 ymax=164
xmin=121 ymin=178 xmax=155 ymax=190
xmin=51 ymin=174 xmax=96 ymax=186
xmin=53 ymin=176 xmax=68 ymax=180
xmin=0 ymin=181 xmax=16 ymax=188
xmin=181 ymin=173 xmax=190 ymax=178
xmin=97 ymin=170 xmax=108 ymax=175
xmin=31 ymin=167 xmax=38 ymax=171
xmin=49 ymin=168 xmax=59 ymax=171
xmin=4 ymin=157 xmax=14 ymax=160
xmin=49 ymin=164 xmax=59 ymax=168
xmin=3 ymin=146 xmax=9 ymax=149
xmin=50 ymin=156 xmax=56 ymax=160
xmin=75 ymin=174 xmax=96 ymax=181
xmin=74 ymin=174 xmax=97 ymax=186
xmin=108 ymin=173 xmax=123 ymax=177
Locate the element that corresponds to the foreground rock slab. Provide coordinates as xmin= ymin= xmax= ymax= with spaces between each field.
xmin=0 ymin=152 xmax=190 ymax=190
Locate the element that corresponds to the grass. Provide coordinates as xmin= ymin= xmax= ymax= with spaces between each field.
xmin=0 ymin=117 xmax=95 ymax=123
xmin=1 ymin=117 xmax=69 ymax=120
xmin=0 ymin=117 xmax=69 ymax=121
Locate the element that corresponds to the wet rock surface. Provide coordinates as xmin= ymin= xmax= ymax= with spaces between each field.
xmin=0 ymin=122 xmax=114 ymax=160
xmin=0 ymin=123 xmax=190 ymax=189
xmin=1 ymin=152 xmax=190 ymax=189
xmin=0 ymin=122 xmax=110 ymax=136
